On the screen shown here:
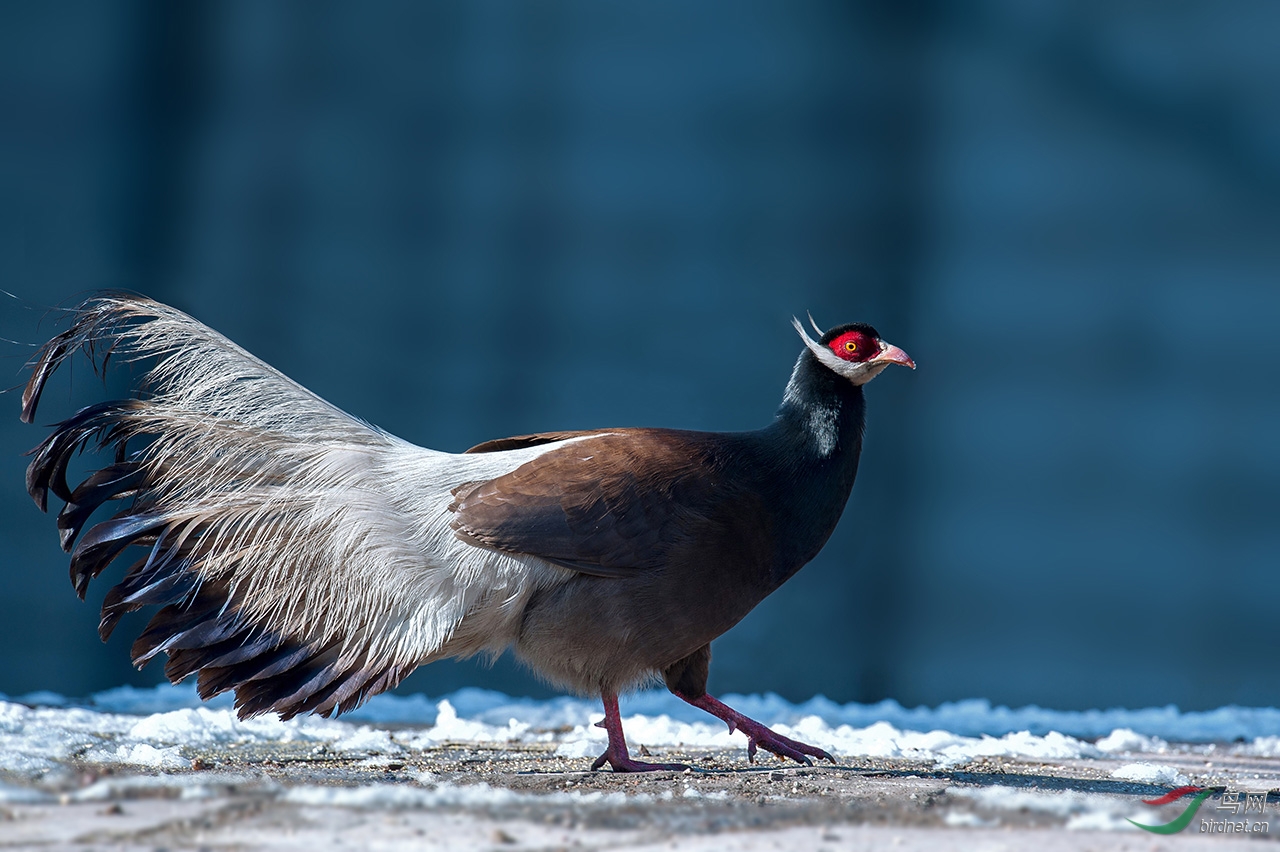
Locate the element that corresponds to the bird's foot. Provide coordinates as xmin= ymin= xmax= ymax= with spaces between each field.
xmin=736 ymin=721 xmax=834 ymax=766
xmin=590 ymin=748 xmax=688 ymax=772
xmin=678 ymin=692 xmax=836 ymax=766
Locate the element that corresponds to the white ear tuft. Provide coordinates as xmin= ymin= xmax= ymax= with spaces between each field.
xmin=807 ymin=312 xmax=824 ymax=336
xmin=791 ymin=316 xmax=836 ymax=364
xmin=791 ymin=315 xmax=816 ymax=347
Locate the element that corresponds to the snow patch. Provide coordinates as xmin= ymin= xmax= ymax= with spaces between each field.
xmin=330 ymin=727 xmax=400 ymax=755
xmin=400 ymin=699 xmax=535 ymax=749
xmin=1095 ymin=728 xmax=1167 ymax=754
xmin=943 ymin=811 xmax=997 ymax=827
xmin=87 ymin=743 xmax=189 ymax=769
xmin=1111 ymin=763 xmax=1190 ymax=786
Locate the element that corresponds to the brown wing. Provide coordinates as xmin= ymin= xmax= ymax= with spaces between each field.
xmin=465 ymin=429 xmax=615 ymax=454
xmin=451 ymin=429 xmax=746 ymax=578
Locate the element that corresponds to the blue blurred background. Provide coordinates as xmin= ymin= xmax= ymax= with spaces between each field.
xmin=1 ymin=1 xmax=1277 ymax=713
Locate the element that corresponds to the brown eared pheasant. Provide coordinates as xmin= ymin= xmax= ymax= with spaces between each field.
xmin=21 ymin=295 xmax=913 ymax=771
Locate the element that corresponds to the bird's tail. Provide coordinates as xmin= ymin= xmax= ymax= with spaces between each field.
xmin=20 ymin=294 xmax=498 ymax=718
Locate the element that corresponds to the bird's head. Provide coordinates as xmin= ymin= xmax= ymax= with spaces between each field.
xmin=792 ymin=316 xmax=915 ymax=386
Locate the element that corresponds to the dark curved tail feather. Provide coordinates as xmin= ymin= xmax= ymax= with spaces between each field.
xmin=25 ymin=400 xmax=148 ymax=513
xmin=68 ymin=512 xmax=169 ymax=599
xmin=20 ymin=292 xmax=153 ymax=425
xmin=58 ymin=462 xmax=147 ymax=551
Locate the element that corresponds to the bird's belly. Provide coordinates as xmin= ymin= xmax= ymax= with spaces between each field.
xmin=512 ymin=568 xmax=767 ymax=696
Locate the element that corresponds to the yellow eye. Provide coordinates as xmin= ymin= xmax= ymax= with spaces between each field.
xmin=844 ymin=340 xmax=858 ymax=353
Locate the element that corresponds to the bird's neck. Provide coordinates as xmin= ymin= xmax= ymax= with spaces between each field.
xmin=756 ymin=352 xmax=867 ymax=586
xmin=775 ymin=352 xmax=866 ymax=461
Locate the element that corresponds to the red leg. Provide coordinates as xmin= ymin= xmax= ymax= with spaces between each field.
xmin=677 ymin=692 xmax=835 ymax=766
xmin=591 ymin=692 xmax=688 ymax=772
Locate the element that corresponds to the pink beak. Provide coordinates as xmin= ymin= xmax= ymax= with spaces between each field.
xmin=872 ymin=341 xmax=916 ymax=369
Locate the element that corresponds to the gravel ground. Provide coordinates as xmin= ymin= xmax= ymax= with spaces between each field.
xmin=5 ymin=739 xmax=1280 ymax=850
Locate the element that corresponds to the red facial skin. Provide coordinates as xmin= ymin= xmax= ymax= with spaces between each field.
xmin=827 ymin=330 xmax=878 ymax=363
